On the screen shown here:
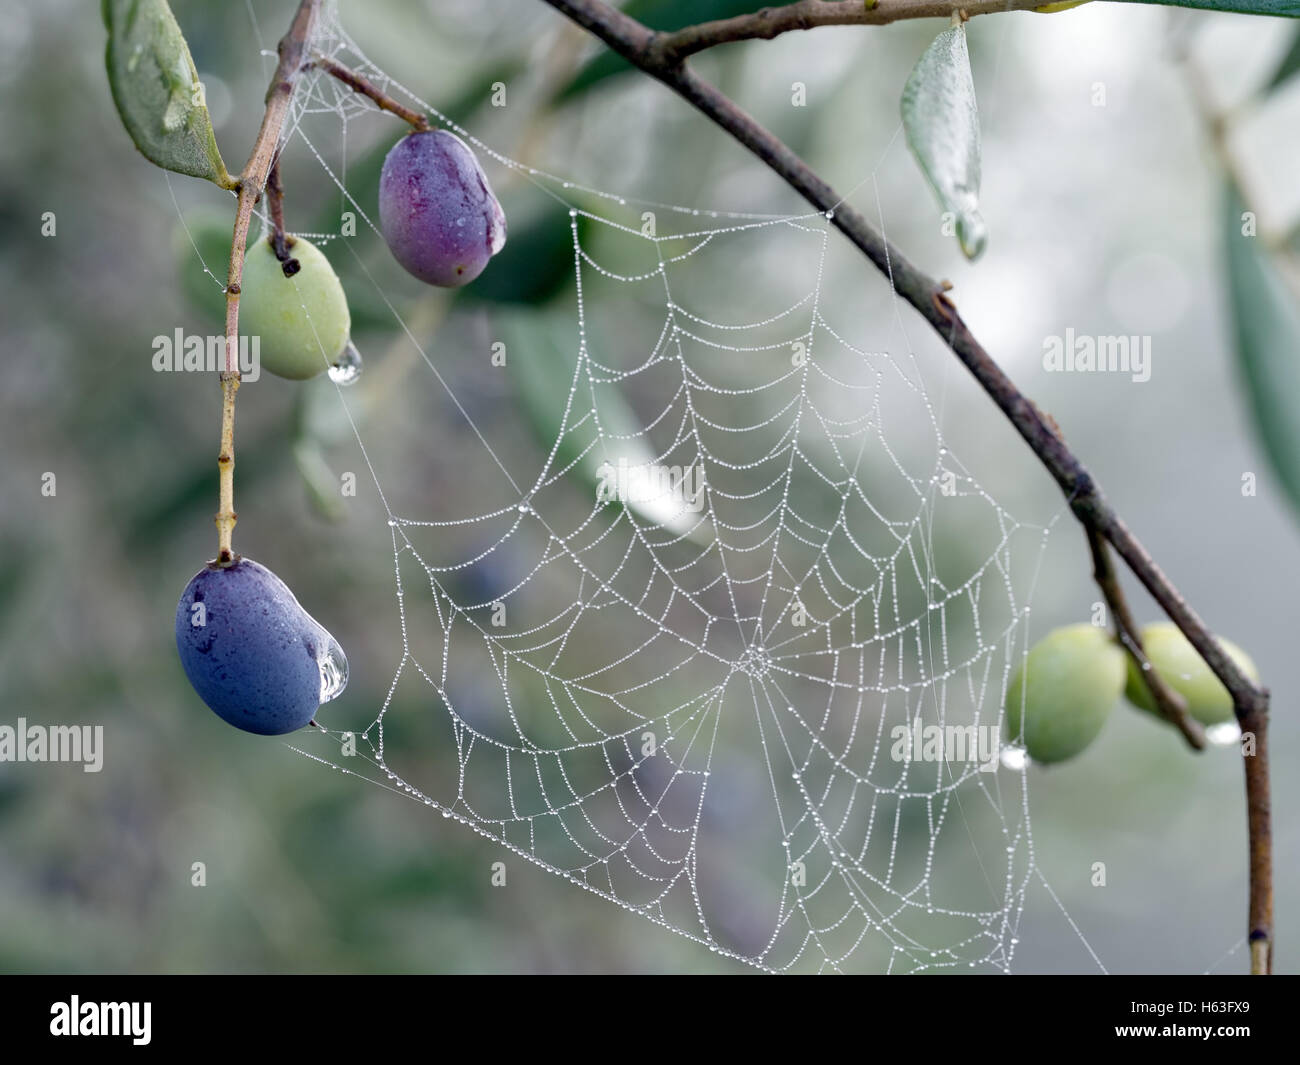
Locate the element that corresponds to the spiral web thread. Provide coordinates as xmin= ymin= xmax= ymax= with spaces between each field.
xmin=192 ymin=2 xmax=1122 ymax=973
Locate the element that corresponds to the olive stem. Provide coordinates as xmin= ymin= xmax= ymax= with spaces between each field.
xmin=539 ymin=0 xmax=1272 ymax=974
xmin=636 ymin=0 xmax=1050 ymax=66
xmin=1085 ymin=528 xmax=1204 ymax=750
xmin=312 ymin=54 xmax=431 ymax=132
xmin=216 ymin=0 xmax=323 ymax=562
xmin=216 ymin=371 xmax=238 ymax=563
xmin=265 ymin=159 xmax=298 ymax=272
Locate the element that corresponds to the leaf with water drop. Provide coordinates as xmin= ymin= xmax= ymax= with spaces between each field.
xmin=103 ymin=0 xmax=234 ymax=187
xmin=901 ymin=22 xmax=987 ymax=261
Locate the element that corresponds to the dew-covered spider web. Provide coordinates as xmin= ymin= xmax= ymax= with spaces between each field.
xmin=179 ymin=1 xmax=1123 ymax=974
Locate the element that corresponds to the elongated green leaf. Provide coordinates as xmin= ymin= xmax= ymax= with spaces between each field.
xmin=901 ymin=23 xmax=987 ymax=261
xmin=1116 ymin=0 xmax=1298 ymax=15
xmin=1223 ymin=184 xmax=1300 ymax=520
xmin=498 ymin=308 xmax=710 ymax=544
xmin=103 ymin=0 xmax=233 ymax=187
xmin=293 ymin=441 xmax=349 ymax=523
xmin=1269 ymin=25 xmax=1300 ymax=87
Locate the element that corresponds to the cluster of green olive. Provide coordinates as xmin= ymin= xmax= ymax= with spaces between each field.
xmin=1006 ymin=622 xmax=1258 ymax=764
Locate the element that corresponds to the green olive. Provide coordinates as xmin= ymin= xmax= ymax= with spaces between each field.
xmin=239 ymin=235 xmax=350 ymax=380
xmin=1005 ymin=624 xmax=1126 ymax=764
xmin=1124 ymin=622 xmax=1258 ymax=726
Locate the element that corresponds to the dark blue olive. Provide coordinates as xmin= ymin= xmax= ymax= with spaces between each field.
xmin=174 ymin=557 xmax=347 ymax=736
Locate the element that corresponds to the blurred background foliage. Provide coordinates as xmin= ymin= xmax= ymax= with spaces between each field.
xmin=1 ymin=0 xmax=1299 ymax=972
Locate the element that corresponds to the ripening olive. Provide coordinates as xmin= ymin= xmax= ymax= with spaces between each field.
xmin=378 ymin=129 xmax=506 ymax=287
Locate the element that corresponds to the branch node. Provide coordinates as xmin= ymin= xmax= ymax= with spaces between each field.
xmin=931 ymin=288 xmax=957 ymax=321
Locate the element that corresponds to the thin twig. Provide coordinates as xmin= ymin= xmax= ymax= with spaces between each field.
xmin=313 ymin=54 xmax=431 ymax=131
xmin=649 ymin=0 xmax=1052 ymax=65
xmin=217 ymin=0 xmax=322 ymax=563
xmin=1084 ymin=528 xmax=1204 ymax=750
xmin=265 ymin=159 xmax=299 ymax=273
xmin=539 ymin=0 xmax=1271 ymax=973
xmin=1181 ymin=45 xmax=1300 ymax=314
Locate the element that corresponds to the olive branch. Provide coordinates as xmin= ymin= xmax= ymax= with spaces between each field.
xmin=106 ymin=0 xmax=1281 ymax=972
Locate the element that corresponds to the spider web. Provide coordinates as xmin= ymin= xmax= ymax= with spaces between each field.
xmin=199 ymin=2 xmax=1108 ymax=974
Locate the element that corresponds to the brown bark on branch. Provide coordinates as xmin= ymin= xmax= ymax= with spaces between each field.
xmin=216 ymin=0 xmax=322 ymax=563
xmin=650 ymin=0 xmax=1051 ymax=64
xmin=1085 ymin=528 xmax=1204 ymax=750
xmin=312 ymin=54 xmax=432 ymax=131
xmin=265 ymin=159 xmax=297 ymax=270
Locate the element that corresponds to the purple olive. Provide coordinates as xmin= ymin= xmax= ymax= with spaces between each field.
xmin=175 ymin=557 xmax=347 ymax=736
xmin=378 ymin=129 xmax=506 ymax=287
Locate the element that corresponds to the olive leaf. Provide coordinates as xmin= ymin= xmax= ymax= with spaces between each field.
xmin=901 ymin=22 xmax=987 ymax=261
xmin=1268 ymin=24 xmax=1300 ymax=88
xmin=103 ymin=0 xmax=234 ymax=187
xmin=498 ymin=307 xmax=711 ymax=546
xmin=293 ymin=441 xmax=350 ymax=523
xmin=1223 ymin=185 xmax=1300 ymax=521
xmin=1116 ymin=0 xmax=1299 ymax=14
